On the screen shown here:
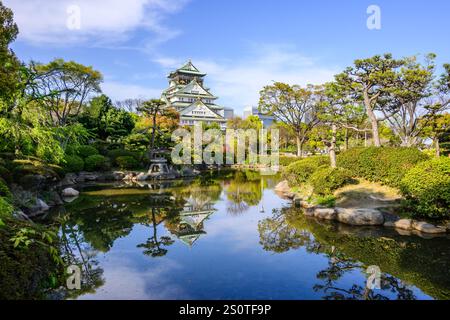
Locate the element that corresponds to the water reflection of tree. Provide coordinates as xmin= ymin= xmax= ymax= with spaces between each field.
xmin=225 ymin=171 xmax=266 ymax=215
xmin=137 ymin=208 xmax=175 ymax=257
xmin=57 ymin=213 xmax=105 ymax=299
xmin=258 ymin=207 xmax=418 ymax=300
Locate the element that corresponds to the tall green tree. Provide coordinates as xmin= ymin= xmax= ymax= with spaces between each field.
xmin=259 ymin=83 xmax=321 ymax=157
xmin=137 ymin=99 xmax=167 ymax=159
xmin=335 ymin=54 xmax=404 ymax=147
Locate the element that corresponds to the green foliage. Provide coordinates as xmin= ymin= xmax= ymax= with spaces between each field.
xmin=107 ymin=149 xmax=141 ymax=164
xmin=314 ymin=195 xmax=337 ymax=208
xmin=279 ymin=156 xmax=301 ymax=167
xmin=337 ymin=147 xmax=429 ymax=188
xmin=282 ymin=156 xmax=330 ymax=185
xmin=115 ymin=156 xmax=139 ymax=170
xmin=0 ymin=165 xmax=11 ymax=183
xmin=400 ymin=157 xmax=450 ymax=219
xmin=309 ymin=167 xmax=355 ymax=196
xmin=122 ymin=133 xmax=150 ymax=153
xmin=0 ymin=178 xmax=12 ymax=200
xmin=63 ymin=155 xmax=84 ymax=173
xmin=84 ymin=155 xmax=110 ymax=172
xmin=12 ymin=159 xmax=61 ymax=179
xmin=0 ymin=197 xmax=13 ymax=217
xmin=76 ymin=145 xmax=99 ymax=159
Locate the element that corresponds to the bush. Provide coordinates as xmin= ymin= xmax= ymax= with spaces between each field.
xmin=76 ymin=145 xmax=99 ymax=159
xmin=0 ymin=165 xmax=12 ymax=183
xmin=400 ymin=157 xmax=450 ymax=219
xmin=12 ymin=160 xmax=60 ymax=179
xmin=0 ymin=179 xmax=12 ymax=201
xmin=314 ymin=195 xmax=337 ymax=208
xmin=115 ymin=156 xmax=139 ymax=170
xmin=279 ymin=156 xmax=302 ymax=167
xmin=63 ymin=155 xmax=84 ymax=173
xmin=84 ymin=155 xmax=110 ymax=172
xmin=337 ymin=147 xmax=429 ymax=188
xmin=282 ymin=156 xmax=330 ymax=186
xmin=309 ymin=167 xmax=355 ymax=196
xmin=107 ymin=149 xmax=142 ymax=165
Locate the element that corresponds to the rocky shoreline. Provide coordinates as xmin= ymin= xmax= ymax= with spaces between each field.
xmin=11 ymin=168 xmax=201 ymax=219
xmin=275 ymin=180 xmax=450 ymax=237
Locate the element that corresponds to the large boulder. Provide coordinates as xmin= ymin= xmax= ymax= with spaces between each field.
xmin=274 ymin=180 xmax=295 ymax=199
xmin=314 ymin=208 xmax=337 ymax=220
xmin=394 ymin=219 xmax=413 ymax=231
xmin=336 ymin=208 xmax=384 ymax=226
xmin=60 ymin=173 xmax=77 ymax=187
xmin=412 ymin=221 xmax=447 ymax=234
xmin=62 ymin=188 xmax=79 ymax=197
xmin=27 ymin=198 xmax=50 ymax=216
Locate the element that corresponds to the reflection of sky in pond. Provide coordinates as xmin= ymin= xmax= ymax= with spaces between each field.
xmin=55 ymin=173 xmax=446 ymax=300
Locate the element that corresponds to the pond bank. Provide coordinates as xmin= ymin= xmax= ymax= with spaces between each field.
xmin=275 ymin=180 xmax=450 ymax=237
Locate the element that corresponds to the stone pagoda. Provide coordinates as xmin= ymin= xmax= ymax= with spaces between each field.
xmin=161 ymin=60 xmax=232 ymax=130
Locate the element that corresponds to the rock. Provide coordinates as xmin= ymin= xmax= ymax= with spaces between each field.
xmin=112 ymin=171 xmax=126 ymax=181
xmin=76 ymin=172 xmax=99 ymax=182
xmin=274 ymin=180 xmax=295 ymax=199
xmin=60 ymin=173 xmax=77 ymax=186
xmin=45 ymin=191 xmax=64 ymax=206
xmin=62 ymin=188 xmax=79 ymax=197
xmin=28 ymin=198 xmax=50 ymax=216
xmin=275 ymin=180 xmax=290 ymax=193
xmin=123 ymin=173 xmax=135 ymax=181
xmin=136 ymin=173 xmax=149 ymax=181
xmin=394 ymin=219 xmax=413 ymax=231
xmin=412 ymin=221 xmax=447 ymax=234
xmin=19 ymin=174 xmax=46 ymax=190
xmin=383 ymin=221 xmax=395 ymax=228
xmin=304 ymin=207 xmax=315 ymax=217
xmin=336 ymin=208 xmax=384 ymax=226
xmin=314 ymin=208 xmax=337 ymax=220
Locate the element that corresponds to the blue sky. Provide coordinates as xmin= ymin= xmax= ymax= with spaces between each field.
xmin=5 ymin=0 xmax=450 ymax=115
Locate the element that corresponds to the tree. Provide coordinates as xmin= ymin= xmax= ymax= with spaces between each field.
xmin=335 ymin=54 xmax=404 ymax=147
xmin=259 ymin=83 xmax=321 ymax=157
xmin=31 ymin=59 xmax=102 ymax=127
xmin=137 ymin=99 xmax=167 ymax=159
xmin=381 ymin=54 xmax=450 ymax=147
xmin=421 ymin=113 xmax=450 ymax=157
xmin=0 ymin=1 xmax=21 ymax=106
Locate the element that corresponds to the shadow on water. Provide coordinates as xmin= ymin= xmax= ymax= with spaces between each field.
xmin=39 ymin=170 xmax=450 ymax=300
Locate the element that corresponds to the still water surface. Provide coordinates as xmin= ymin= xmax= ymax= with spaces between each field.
xmin=48 ymin=170 xmax=450 ymax=300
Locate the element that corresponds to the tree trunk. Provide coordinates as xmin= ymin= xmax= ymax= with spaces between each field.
xmin=149 ymin=109 xmax=157 ymax=160
xmin=435 ymin=137 xmax=441 ymax=157
xmin=344 ymin=128 xmax=349 ymax=151
xmin=364 ymin=92 xmax=381 ymax=147
xmin=296 ymin=134 xmax=303 ymax=158
xmin=329 ymin=124 xmax=337 ymax=168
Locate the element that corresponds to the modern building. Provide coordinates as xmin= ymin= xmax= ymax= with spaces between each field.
xmin=243 ymin=106 xmax=275 ymax=128
xmin=161 ymin=60 xmax=233 ymax=130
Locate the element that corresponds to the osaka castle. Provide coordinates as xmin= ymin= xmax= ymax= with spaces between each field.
xmin=161 ymin=60 xmax=233 ymax=130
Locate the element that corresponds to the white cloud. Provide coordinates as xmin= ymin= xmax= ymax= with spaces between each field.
xmin=3 ymin=0 xmax=188 ymax=45
xmin=101 ymin=81 xmax=162 ymax=101
xmin=155 ymin=44 xmax=339 ymax=115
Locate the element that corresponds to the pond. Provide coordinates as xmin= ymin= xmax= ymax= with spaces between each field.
xmin=45 ymin=170 xmax=450 ymax=300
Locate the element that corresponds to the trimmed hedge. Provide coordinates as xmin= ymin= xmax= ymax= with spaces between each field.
xmin=400 ymin=157 xmax=450 ymax=219
xmin=63 ymin=155 xmax=84 ymax=173
xmin=309 ymin=167 xmax=355 ymax=196
xmin=115 ymin=156 xmax=139 ymax=170
xmin=337 ymin=147 xmax=429 ymax=188
xmin=76 ymin=145 xmax=99 ymax=159
xmin=279 ymin=156 xmax=302 ymax=167
xmin=282 ymin=156 xmax=330 ymax=186
xmin=84 ymin=155 xmax=110 ymax=172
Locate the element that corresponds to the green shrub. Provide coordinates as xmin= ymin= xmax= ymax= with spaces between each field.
xmin=309 ymin=167 xmax=355 ymax=196
xmin=115 ymin=156 xmax=139 ymax=170
xmin=0 ymin=179 xmax=12 ymax=202
xmin=107 ymin=149 xmax=142 ymax=165
xmin=282 ymin=156 xmax=330 ymax=185
xmin=338 ymin=147 xmax=429 ymax=187
xmin=84 ymin=155 xmax=110 ymax=172
xmin=0 ymin=165 xmax=12 ymax=183
xmin=63 ymin=155 xmax=84 ymax=173
xmin=314 ymin=195 xmax=337 ymax=208
xmin=76 ymin=145 xmax=99 ymax=159
xmin=0 ymin=197 xmax=13 ymax=217
xmin=279 ymin=156 xmax=302 ymax=167
xmin=400 ymin=157 xmax=450 ymax=219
